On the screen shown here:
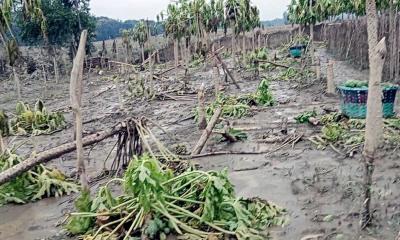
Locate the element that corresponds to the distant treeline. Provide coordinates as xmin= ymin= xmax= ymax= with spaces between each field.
xmin=95 ymin=17 xmax=164 ymax=41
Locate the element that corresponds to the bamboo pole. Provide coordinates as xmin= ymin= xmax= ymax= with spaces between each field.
xmin=69 ymin=30 xmax=88 ymax=189
xmin=191 ymin=107 xmax=222 ymax=155
xmin=197 ymin=83 xmax=207 ymax=130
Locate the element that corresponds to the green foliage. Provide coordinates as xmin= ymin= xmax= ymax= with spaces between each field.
xmin=0 ymin=150 xmax=79 ymax=206
xmin=65 ymin=189 xmax=94 ymax=234
xmin=322 ymin=123 xmax=343 ymax=142
xmin=308 ymin=112 xmax=400 ymax=153
xmin=343 ymin=80 xmax=368 ymax=88
xmin=132 ymin=20 xmax=149 ymax=48
xmin=17 ymin=0 xmax=96 ymax=48
xmin=255 ymin=78 xmax=274 ymax=106
xmin=8 ymin=100 xmax=65 ymax=136
xmin=217 ymin=128 xmax=248 ymax=143
xmin=244 ymin=48 xmax=268 ymax=69
xmin=66 ymin=154 xmax=287 ymax=239
xmin=95 ymin=17 xmax=164 ymax=42
xmin=295 ymin=110 xmax=317 ymax=123
xmin=203 ymin=94 xmax=251 ymax=120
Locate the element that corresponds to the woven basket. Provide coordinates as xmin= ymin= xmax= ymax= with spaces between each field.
xmin=289 ymin=46 xmax=303 ymax=58
xmin=338 ymin=85 xmax=398 ymax=119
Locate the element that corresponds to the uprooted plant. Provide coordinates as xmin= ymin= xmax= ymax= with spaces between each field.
xmin=66 ymin=154 xmax=287 ymax=239
xmin=0 ymin=149 xmax=79 ymax=206
xmin=5 ymin=100 xmax=66 ymax=136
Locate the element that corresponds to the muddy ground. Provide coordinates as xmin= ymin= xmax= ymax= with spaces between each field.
xmin=0 ymin=44 xmax=399 ymax=240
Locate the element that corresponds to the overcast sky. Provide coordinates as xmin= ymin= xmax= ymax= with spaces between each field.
xmin=90 ymin=0 xmax=290 ymax=21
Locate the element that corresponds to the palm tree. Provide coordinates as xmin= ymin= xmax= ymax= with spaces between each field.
xmin=121 ymin=29 xmax=132 ymax=63
xmin=132 ymin=20 xmax=149 ymax=63
xmin=225 ymin=0 xmax=241 ymax=53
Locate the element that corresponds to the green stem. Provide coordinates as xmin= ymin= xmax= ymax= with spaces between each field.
xmin=165 ymin=202 xmax=235 ymax=235
xmin=152 ymin=203 xmax=182 ymax=235
xmin=164 ymin=195 xmax=204 ymax=205
xmin=110 ymin=198 xmax=136 ymax=211
xmin=92 ymin=218 xmax=124 ymax=239
xmin=171 ymin=174 xmax=205 ymax=194
xmin=105 ymin=209 xmax=137 ymax=240
xmin=162 ymin=171 xmax=209 ymax=186
xmin=123 ymin=207 xmax=144 ymax=240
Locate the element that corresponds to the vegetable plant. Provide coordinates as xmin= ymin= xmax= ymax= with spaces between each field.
xmin=66 ymin=154 xmax=287 ymax=239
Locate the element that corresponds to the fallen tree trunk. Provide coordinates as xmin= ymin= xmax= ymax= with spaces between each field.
xmin=0 ymin=122 xmax=127 ymax=185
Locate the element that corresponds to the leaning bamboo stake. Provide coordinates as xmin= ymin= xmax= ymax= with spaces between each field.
xmin=191 ymin=107 xmax=222 ymax=155
xmin=197 ymin=83 xmax=207 ymax=130
xmin=326 ymin=60 xmax=335 ymax=95
xmin=0 ymin=122 xmax=129 ymax=185
xmin=70 ymin=30 xmax=88 ymax=189
xmin=214 ymin=53 xmax=240 ymax=89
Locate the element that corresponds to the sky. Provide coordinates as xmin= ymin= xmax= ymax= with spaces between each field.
xmin=90 ymin=0 xmax=291 ymax=21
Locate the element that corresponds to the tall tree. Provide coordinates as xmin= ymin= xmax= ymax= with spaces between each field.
xmin=361 ymin=0 xmax=386 ymax=229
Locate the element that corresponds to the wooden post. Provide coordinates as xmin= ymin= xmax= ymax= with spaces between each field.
xmin=53 ymin=55 xmax=59 ymax=84
xmin=69 ymin=30 xmax=88 ymax=189
xmin=213 ymin=66 xmax=220 ymax=97
xmin=316 ymin=57 xmax=321 ymax=80
xmin=197 ymin=83 xmax=207 ymax=130
xmin=12 ymin=67 xmax=21 ymax=100
xmin=191 ymin=107 xmax=222 ymax=155
xmin=326 ymin=60 xmax=335 ymax=95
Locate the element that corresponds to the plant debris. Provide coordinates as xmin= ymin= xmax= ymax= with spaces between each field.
xmin=303 ymin=112 xmax=400 ymax=155
xmin=197 ymin=79 xmax=274 ymax=121
xmin=5 ymin=100 xmax=66 ymax=136
xmin=66 ymin=154 xmax=287 ymax=239
xmin=0 ymin=149 xmax=79 ymax=206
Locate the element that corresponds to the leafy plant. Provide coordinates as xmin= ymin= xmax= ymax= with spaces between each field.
xmin=201 ymin=94 xmax=251 ymax=120
xmin=295 ymin=110 xmax=317 ymax=123
xmin=8 ymin=100 xmax=65 ymax=136
xmin=65 ymin=189 xmax=94 ymax=234
xmin=255 ymin=78 xmax=274 ymax=106
xmin=322 ymin=123 xmax=344 ymax=142
xmin=0 ymin=150 xmax=79 ymax=206
xmin=66 ymin=154 xmax=287 ymax=239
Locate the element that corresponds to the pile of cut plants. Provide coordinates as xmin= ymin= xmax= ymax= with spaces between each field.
xmin=296 ymin=111 xmax=400 ymax=156
xmin=1 ymin=100 xmax=66 ymax=136
xmin=0 ymin=149 xmax=79 ymax=206
xmin=66 ymin=154 xmax=287 ymax=240
xmin=198 ymin=78 xmax=274 ymax=121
